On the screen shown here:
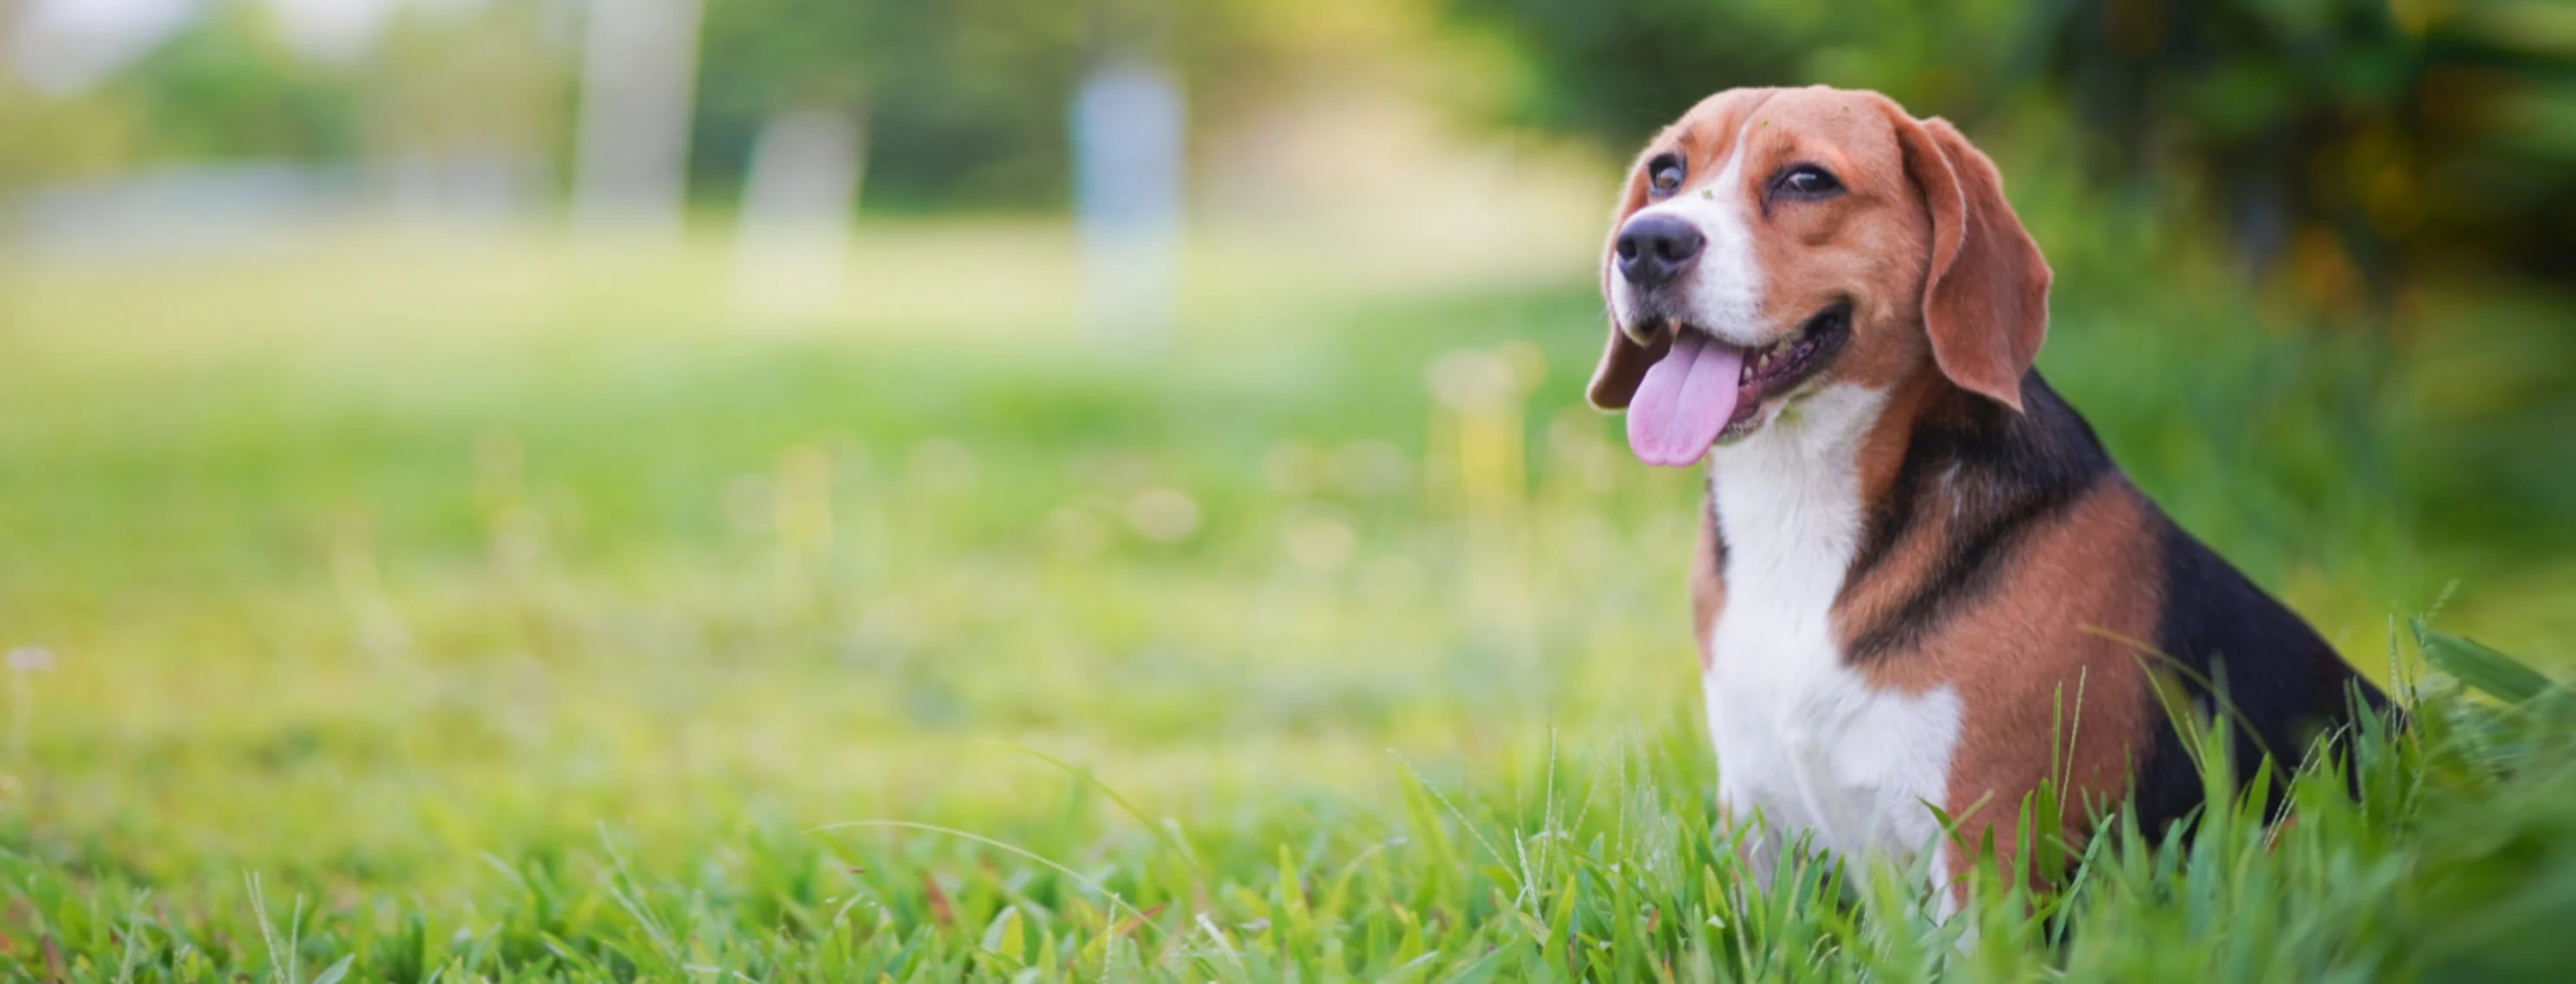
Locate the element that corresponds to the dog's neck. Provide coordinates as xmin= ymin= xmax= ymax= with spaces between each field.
xmin=1703 ymin=382 xmax=1890 ymax=600
xmin=1703 ymin=371 xmax=2114 ymax=602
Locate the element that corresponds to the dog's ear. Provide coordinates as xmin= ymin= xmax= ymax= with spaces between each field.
xmin=1586 ymin=325 xmax=1668 ymax=410
xmin=1893 ymin=114 xmax=2050 ymax=412
xmin=1588 ymin=168 xmax=1664 ymax=410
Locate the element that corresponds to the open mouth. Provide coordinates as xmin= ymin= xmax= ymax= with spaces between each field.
xmin=1624 ymin=303 xmax=1852 ymax=467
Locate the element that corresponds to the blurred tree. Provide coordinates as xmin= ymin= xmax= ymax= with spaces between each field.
xmin=2037 ymin=0 xmax=2576 ymax=287
xmin=693 ymin=0 xmax=1088 ymax=211
xmin=358 ymin=2 xmax=568 ymax=213
xmin=0 ymin=79 xmax=145 ymax=190
xmin=2 ymin=0 xmax=1439 ymax=213
xmin=101 ymin=1 xmax=359 ymax=164
xmin=1442 ymin=0 xmax=2029 ymax=148
xmin=691 ymin=0 xmax=1406 ymax=212
xmin=0 ymin=0 xmax=554 ymax=192
xmin=1449 ymin=0 xmax=2576 ymax=292
xmin=1441 ymin=0 xmax=1815 ymax=148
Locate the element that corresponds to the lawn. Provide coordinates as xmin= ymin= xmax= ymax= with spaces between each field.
xmin=1 ymin=213 xmax=2571 ymax=981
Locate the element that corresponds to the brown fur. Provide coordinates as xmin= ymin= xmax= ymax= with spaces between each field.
xmin=1690 ymin=497 xmax=1725 ymax=670
xmin=1849 ymin=476 xmax=2163 ymax=900
xmin=1895 ymin=117 xmax=2052 ymax=411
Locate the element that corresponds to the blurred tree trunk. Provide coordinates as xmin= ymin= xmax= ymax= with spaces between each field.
xmin=731 ymin=104 xmax=868 ymax=315
xmin=572 ymin=0 xmax=704 ymax=239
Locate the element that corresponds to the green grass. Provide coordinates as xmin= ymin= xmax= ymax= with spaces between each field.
xmin=0 ymin=215 xmax=2570 ymax=981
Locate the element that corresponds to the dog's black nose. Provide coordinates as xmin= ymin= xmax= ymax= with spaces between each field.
xmin=1614 ymin=214 xmax=1703 ymax=288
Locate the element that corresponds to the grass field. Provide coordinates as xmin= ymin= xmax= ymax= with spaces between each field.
xmin=1 ymin=210 xmax=2572 ymax=981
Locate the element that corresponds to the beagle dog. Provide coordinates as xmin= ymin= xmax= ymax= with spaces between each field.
xmin=1586 ymin=86 xmax=2385 ymax=903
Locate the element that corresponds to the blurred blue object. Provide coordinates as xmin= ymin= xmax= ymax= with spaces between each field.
xmin=1071 ymin=60 xmax=1184 ymax=351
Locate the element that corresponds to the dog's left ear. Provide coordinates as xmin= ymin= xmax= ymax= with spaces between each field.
xmin=1893 ymin=114 xmax=2050 ymax=411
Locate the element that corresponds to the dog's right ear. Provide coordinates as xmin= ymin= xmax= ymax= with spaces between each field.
xmin=1587 ymin=160 xmax=1664 ymax=410
xmin=1585 ymin=323 xmax=1667 ymax=410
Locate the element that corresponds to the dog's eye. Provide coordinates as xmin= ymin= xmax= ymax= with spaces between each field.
xmin=1775 ymin=165 xmax=1842 ymax=198
xmin=1646 ymin=154 xmax=1685 ymax=196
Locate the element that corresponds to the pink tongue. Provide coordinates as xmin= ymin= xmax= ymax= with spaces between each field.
xmin=1626 ymin=331 xmax=1744 ymax=467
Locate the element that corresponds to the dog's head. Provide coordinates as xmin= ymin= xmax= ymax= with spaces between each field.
xmin=1589 ymin=86 xmax=2050 ymax=467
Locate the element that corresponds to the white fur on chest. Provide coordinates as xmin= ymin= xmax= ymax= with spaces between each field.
xmin=1701 ymin=384 xmax=1961 ymax=874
